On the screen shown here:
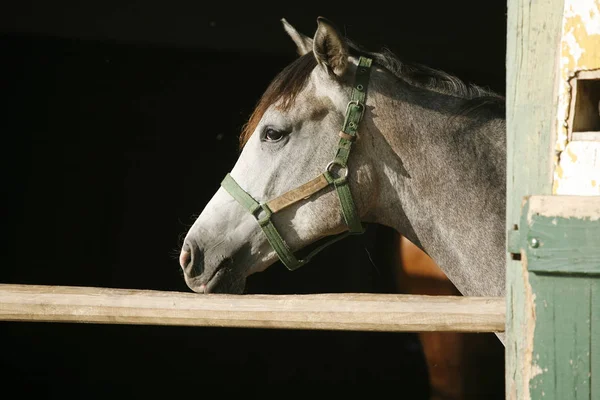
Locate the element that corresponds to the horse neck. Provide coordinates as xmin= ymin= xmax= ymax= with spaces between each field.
xmin=363 ymin=70 xmax=506 ymax=297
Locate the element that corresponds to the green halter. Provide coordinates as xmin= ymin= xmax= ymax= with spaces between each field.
xmin=221 ymin=56 xmax=373 ymax=271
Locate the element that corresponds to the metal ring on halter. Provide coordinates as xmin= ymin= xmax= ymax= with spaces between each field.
xmin=252 ymin=203 xmax=273 ymax=226
xmin=326 ymin=161 xmax=349 ymax=180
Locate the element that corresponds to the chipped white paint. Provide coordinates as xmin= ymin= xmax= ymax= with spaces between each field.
xmin=565 ymin=0 xmax=600 ymax=36
xmin=527 ymin=195 xmax=600 ymax=224
xmin=531 ymin=363 xmax=544 ymax=380
xmin=563 ymin=31 xmax=585 ymax=63
xmin=553 ymin=0 xmax=600 ymax=194
xmin=555 ymin=141 xmax=600 ymax=195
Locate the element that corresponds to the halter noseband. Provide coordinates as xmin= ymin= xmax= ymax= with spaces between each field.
xmin=221 ymin=56 xmax=373 ymax=271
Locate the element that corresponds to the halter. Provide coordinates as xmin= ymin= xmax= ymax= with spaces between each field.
xmin=221 ymin=56 xmax=373 ymax=271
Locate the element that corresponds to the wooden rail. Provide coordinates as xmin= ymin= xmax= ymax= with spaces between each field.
xmin=0 ymin=284 xmax=505 ymax=332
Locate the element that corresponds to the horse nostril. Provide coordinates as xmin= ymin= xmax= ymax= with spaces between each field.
xmin=180 ymin=242 xmax=204 ymax=277
xmin=179 ymin=249 xmax=191 ymax=270
xmin=179 ymin=241 xmax=192 ymax=269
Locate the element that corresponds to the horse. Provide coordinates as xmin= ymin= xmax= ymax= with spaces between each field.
xmin=178 ymin=16 xmax=505 ymax=320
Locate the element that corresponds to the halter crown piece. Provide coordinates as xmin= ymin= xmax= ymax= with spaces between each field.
xmin=221 ymin=56 xmax=373 ymax=270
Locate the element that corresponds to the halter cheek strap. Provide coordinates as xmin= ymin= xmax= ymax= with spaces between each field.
xmin=221 ymin=56 xmax=373 ymax=271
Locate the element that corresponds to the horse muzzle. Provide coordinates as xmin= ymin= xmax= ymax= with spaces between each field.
xmin=179 ymin=240 xmax=247 ymax=294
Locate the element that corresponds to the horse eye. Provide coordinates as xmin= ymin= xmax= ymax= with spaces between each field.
xmin=264 ymin=128 xmax=284 ymax=142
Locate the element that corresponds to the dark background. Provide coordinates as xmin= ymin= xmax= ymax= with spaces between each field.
xmin=1 ymin=2 xmax=506 ymax=398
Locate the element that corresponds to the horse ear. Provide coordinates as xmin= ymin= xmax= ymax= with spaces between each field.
xmin=281 ymin=18 xmax=313 ymax=56
xmin=312 ymin=16 xmax=348 ymax=77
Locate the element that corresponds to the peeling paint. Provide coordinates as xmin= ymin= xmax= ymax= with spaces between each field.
xmin=531 ymin=363 xmax=544 ymax=378
xmin=521 ymin=253 xmax=537 ymax=400
xmin=564 ymin=31 xmax=585 ymax=64
xmin=566 ymin=145 xmax=579 ymax=162
xmin=556 ymin=164 xmax=564 ymax=179
xmin=555 ymin=141 xmax=600 ymax=194
xmin=565 ymin=0 xmax=600 ymax=36
xmin=553 ymin=0 xmax=600 ymax=194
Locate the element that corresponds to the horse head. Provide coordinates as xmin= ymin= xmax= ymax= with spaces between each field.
xmin=179 ymin=18 xmax=379 ymax=293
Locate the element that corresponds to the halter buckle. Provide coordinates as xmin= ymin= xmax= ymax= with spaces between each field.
xmin=345 ymin=100 xmax=365 ymax=122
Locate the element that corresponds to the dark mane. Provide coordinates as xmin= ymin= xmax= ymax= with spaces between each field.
xmin=348 ymin=41 xmax=503 ymax=100
xmin=239 ymin=39 xmax=504 ymax=148
xmin=346 ymin=41 xmax=505 ymax=119
xmin=239 ymin=53 xmax=317 ymax=149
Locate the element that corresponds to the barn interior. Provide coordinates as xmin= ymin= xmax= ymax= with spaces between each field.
xmin=2 ymin=2 xmax=506 ymax=398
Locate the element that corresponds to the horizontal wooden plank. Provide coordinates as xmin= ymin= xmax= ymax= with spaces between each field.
xmin=523 ymin=195 xmax=600 ymax=274
xmin=571 ymin=131 xmax=600 ymax=142
xmin=0 ymin=284 xmax=505 ymax=332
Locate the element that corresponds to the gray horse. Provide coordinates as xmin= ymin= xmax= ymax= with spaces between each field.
xmin=179 ymin=17 xmax=506 ymax=305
